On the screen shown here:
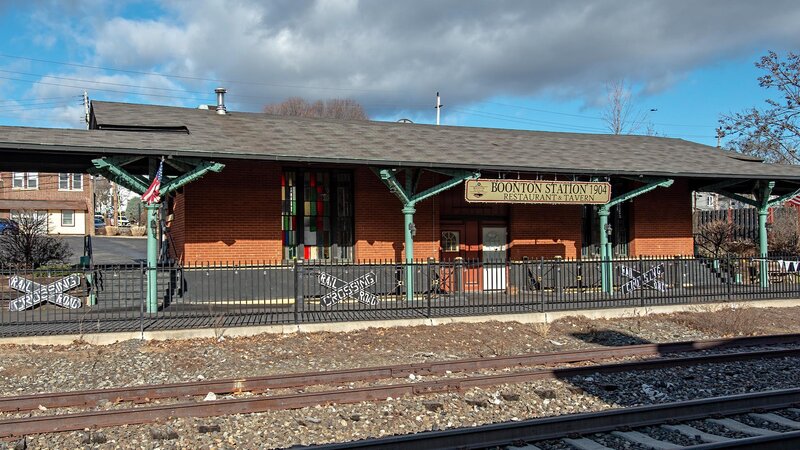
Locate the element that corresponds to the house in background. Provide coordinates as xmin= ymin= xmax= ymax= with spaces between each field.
xmin=0 ymin=171 xmax=94 ymax=235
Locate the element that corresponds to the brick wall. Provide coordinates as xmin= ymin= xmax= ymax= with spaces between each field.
xmin=353 ymin=167 xmax=439 ymax=261
xmin=629 ymin=179 xmax=694 ymax=256
xmin=180 ymin=161 xmax=282 ymax=264
xmin=172 ymin=162 xmax=695 ymax=263
xmin=0 ymin=171 xmax=94 ymax=234
xmin=168 ymin=193 xmax=186 ymax=261
xmin=509 ymin=204 xmax=582 ymax=259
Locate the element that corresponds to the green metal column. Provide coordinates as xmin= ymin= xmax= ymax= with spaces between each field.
xmin=758 ymin=206 xmax=769 ymax=288
xmin=596 ymin=177 xmax=674 ymax=295
xmin=374 ymin=167 xmax=480 ymax=302
xmin=403 ymin=205 xmax=416 ymax=302
xmin=598 ymin=206 xmax=612 ymax=294
xmin=91 ymin=155 xmax=224 ymax=314
xmin=756 ymin=182 xmax=774 ymax=288
xmin=146 ymin=203 xmax=159 ymax=313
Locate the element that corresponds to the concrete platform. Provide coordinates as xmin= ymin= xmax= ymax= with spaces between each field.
xmin=1 ymin=297 xmax=797 ymax=346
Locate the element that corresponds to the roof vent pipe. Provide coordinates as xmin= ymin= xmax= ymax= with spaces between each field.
xmin=215 ymin=87 xmax=227 ymax=115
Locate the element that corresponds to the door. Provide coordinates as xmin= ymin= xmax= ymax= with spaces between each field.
xmin=482 ymin=226 xmax=507 ymax=290
xmin=440 ymin=221 xmax=482 ymax=292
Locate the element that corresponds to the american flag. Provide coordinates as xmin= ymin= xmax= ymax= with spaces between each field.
xmin=788 ymin=194 xmax=800 ymax=207
xmin=142 ymin=160 xmax=164 ymax=204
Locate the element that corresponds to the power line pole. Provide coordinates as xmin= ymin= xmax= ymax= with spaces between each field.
xmin=112 ymin=183 xmax=119 ymax=227
xmin=83 ymin=91 xmax=90 ymax=130
xmin=435 ymin=92 xmax=442 ymax=126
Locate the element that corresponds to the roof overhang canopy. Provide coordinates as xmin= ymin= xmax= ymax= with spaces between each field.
xmin=1 ymin=100 xmax=800 ymax=195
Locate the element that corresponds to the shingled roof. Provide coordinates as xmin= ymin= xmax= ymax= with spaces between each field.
xmin=1 ymin=100 xmax=800 ymax=184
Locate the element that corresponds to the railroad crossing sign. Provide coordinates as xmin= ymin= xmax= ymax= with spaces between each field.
xmin=619 ymin=263 xmax=666 ymax=295
xmin=317 ymin=271 xmax=377 ymax=307
xmin=8 ymin=274 xmax=82 ymax=311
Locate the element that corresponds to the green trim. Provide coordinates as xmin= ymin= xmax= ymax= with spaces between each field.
xmin=374 ymin=167 xmax=480 ymax=301
xmin=767 ymin=185 xmax=800 ymax=207
xmin=161 ymin=161 xmax=225 ymax=195
xmin=91 ymin=157 xmax=150 ymax=193
xmin=376 ymin=168 xmax=412 ymax=204
xmin=92 ymin=155 xmax=225 ymax=313
xmin=607 ymin=178 xmax=674 ymax=208
xmin=716 ymin=190 xmax=759 ymax=208
xmin=412 ymin=171 xmax=480 ymax=204
xmin=598 ymin=177 xmax=674 ymax=294
xmin=756 ymin=181 xmax=774 ymax=288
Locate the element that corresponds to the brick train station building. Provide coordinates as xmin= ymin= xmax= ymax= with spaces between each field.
xmin=82 ymin=100 xmax=800 ymax=267
xmin=3 ymin=96 xmax=800 ymax=274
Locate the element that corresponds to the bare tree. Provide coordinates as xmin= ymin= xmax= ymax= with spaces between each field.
xmin=601 ymin=80 xmax=650 ymax=135
xmin=0 ymin=213 xmax=72 ymax=269
xmin=720 ymin=51 xmax=800 ymax=164
xmin=694 ymin=220 xmax=755 ymax=258
xmin=93 ymin=176 xmax=114 ymax=215
xmin=264 ymin=97 xmax=368 ymax=120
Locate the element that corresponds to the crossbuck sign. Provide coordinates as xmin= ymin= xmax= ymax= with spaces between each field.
xmin=619 ymin=263 xmax=666 ymax=295
xmin=8 ymin=274 xmax=82 ymax=311
xmin=318 ymin=271 xmax=377 ymax=307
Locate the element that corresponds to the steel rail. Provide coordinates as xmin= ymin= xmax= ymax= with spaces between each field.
xmin=2 ymin=333 xmax=799 ymax=414
xmin=300 ymin=388 xmax=800 ymax=449
xmin=0 ymin=347 xmax=799 ymax=438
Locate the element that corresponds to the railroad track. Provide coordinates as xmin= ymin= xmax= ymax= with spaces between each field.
xmin=1 ymin=334 xmax=799 ymax=438
xmin=302 ymin=388 xmax=800 ymax=449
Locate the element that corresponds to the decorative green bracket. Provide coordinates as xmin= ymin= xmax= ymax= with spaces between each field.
xmin=91 ymin=158 xmax=150 ymax=194
xmin=709 ymin=180 xmax=800 ymax=288
xmin=767 ymin=185 xmax=800 ymax=207
xmin=598 ymin=178 xmax=674 ymax=294
xmin=716 ymin=190 xmax=759 ymax=208
xmin=161 ymin=161 xmax=225 ymax=196
xmin=91 ymin=155 xmax=224 ymax=313
xmin=374 ymin=167 xmax=480 ymax=301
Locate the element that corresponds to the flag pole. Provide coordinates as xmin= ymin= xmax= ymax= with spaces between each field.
xmin=144 ymin=157 xmax=165 ymax=314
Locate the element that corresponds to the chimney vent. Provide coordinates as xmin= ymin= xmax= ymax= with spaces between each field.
xmin=215 ymin=87 xmax=227 ymax=115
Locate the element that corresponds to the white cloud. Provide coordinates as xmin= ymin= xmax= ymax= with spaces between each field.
xmin=15 ymin=0 xmax=800 ymax=120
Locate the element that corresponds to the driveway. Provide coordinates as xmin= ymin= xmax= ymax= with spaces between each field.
xmin=61 ymin=236 xmax=146 ymax=265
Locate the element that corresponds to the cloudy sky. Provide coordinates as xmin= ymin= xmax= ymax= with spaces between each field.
xmin=1 ymin=0 xmax=799 ymax=146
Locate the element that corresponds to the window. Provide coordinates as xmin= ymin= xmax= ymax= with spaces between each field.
xmin=61 ymin=210 xmax=75 ymax=227
xmin=582 ymin=202 xmax=630 ymax=258
xmin=58 ymin=173 xmax=83 ymax=191
xmin=12 ymin=172 xmax=38 ymax=189
xmin=282 ymin=170 xmax=354 ymax=260
xmin=441 ymin=231 xmax=460 ymax=252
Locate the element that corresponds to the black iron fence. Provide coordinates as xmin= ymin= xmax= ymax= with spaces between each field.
xmin=1 ymin=255 xmax=800 ymax=337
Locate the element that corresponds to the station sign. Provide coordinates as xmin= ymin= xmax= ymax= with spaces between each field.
xmin=465 ymin=179 xmax=611 ymax=204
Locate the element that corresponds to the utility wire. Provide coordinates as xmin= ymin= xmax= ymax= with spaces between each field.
xmin=485 ymin=100 xmax=716 ymax=129
xmin=0 ymin=53 xmax=395 ymax=93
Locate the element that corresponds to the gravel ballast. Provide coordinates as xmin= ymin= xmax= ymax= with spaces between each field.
xmin=0 ymin=305 xmax=799 ymax=449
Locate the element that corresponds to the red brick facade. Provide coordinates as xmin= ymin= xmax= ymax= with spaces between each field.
xmin=629 ymin=179 xmax=694 ymax=256
xmin=0 ymin=171 xmax=94 ymax=235
xmin=509 ymin=204 xmax=583 ymax=259
xmin=171 ymin=161 xmax=695 ymax=264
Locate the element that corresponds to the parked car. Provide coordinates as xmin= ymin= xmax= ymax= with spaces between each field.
xmin=118 ymin=215 xmax=130 ymax=227
xmin=94 ymin=216 xmax=106 ymax=229
xmin=0 ymin=218 xmax=19 ymax=235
